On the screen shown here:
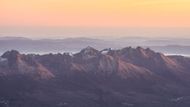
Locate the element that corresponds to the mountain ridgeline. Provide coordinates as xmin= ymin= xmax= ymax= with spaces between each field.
xmin=0 ymin=47 xmax=190 ymax=107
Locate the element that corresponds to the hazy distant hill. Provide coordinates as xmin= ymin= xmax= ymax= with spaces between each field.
xmin=1 ymin=47 xmax=190 ymax=107
xmin=149 ymin=45 xmax=190 ymax=55
xmin=0 ymin=37 xmax=115 ymax=54
xmin=0 ymin=37 xmax=190 ymax=55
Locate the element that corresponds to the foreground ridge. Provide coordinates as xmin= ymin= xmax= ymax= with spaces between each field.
xmin=0 ymin=47 xmax=190 ymax=107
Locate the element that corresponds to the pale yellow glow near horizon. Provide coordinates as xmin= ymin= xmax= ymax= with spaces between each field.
xmin=0 ymin=0 xmax=190 ymax=27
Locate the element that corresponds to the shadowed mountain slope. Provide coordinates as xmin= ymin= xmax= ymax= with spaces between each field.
xmin=0 ymin=47 xmax=190 ymax=107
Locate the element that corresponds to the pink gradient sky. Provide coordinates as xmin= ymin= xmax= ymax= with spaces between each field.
xmin=0 ymin=0 xmax=190 ymax=27
xmin=0 ymin=0 xmax=190 ymax=39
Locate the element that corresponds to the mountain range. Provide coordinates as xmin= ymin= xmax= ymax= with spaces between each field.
xmin=0 ymin=47 xmax=190 ymax=107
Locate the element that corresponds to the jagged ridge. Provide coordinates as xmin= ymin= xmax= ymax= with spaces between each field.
xmin=1 ymin=47 xmax=190 ymax=107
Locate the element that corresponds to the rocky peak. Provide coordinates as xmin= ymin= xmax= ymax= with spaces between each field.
xmin=1 ymin=50 xmax=22 ymax=68
xmin=0 ymin=50 xmax=54 ymax=79
xmin=1 ymin=50 xmax=20 ymax=59
xmin=80 ymin=46 xmax=99 ymax=55
xmin=75 ymin=46 xmax=100 ymax=60
xmin=136 ymin=47 xmax=152 ymax=58
xmin=121 ymin=47 xmax=133 ymax=51
xmin=118 ymin=47 xmax=156 ymax=58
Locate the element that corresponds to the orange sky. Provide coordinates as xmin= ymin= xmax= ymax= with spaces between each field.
xmin=0 ymin=0 xmax=190 ymax=27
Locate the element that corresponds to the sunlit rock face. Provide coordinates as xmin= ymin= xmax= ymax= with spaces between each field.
xmin=0 ymin=47 xmax=190 ymax=107
xmin=0 ymin=50 xmax=54 ymax=79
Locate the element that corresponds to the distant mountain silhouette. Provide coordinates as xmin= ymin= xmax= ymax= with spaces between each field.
xmin=0 ymin=37 xmax=114 ymax=54
xmin=1 ymin=47 xmax=190 ymax=107
xmin=0 ymin=37 xmax=190 ymax=55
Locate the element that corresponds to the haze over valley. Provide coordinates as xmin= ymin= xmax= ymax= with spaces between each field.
xmin=0 ymin=36 xmax=190 ymax=56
